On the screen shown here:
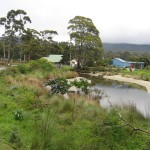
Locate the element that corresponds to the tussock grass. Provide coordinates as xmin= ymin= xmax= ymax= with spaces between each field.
xmin=0 ymin=60 xmax=150 ymax=149
xmin=117 ymin=103 xmax=146 ymax=126
xmin=5 ymin=75 xmax=47 ymax=97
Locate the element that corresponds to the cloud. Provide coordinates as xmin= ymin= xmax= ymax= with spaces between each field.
xmin=1 ymin=0 xmax=150 ymax=44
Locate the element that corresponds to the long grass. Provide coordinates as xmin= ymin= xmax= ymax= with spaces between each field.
xmin=0 ymin=60 xmax=150 ymax=149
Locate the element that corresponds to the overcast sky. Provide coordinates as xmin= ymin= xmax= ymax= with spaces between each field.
xmin=1 ymin=0 xmax=150 ymax=44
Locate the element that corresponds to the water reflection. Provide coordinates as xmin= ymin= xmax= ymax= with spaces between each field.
xmin=90 ymin=78 xmax=150 ymax=117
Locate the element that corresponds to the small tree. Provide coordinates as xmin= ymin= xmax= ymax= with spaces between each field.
xmin=45 ymin=78 xmax=89 ymax=95
xmin=45 ymin=78 xmax=71 ymax=95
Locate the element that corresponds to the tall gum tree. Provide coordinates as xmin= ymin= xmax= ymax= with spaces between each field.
xmin=68 ymin=16 xmax=103 ymax=68
xmin=0 ymin=9 xmax=31 ymax=64
xmin=40 ymin=30 xmax=58 ymax=55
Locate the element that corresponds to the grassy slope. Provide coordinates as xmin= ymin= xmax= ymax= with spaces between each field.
xmin=0 ymin=60 xmax=150 ymax=149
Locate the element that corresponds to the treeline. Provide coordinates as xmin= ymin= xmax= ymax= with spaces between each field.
xmin=0 ymin=10 xmax=103 ymax=68
xmin=103 ymin=43 xmax=150 ymax=53
xmin=105 ymin=51 xmax=150 ymax=67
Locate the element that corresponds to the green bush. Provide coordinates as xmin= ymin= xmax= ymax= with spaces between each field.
xmin=90 ymin=66 xmax=112 ymax=72
xmin=80 ymin=66 xmax=91 ymax=73
xmin=9 ymin=129 xmax=22 ymax=148
xmin=14 ymin=110 xmax=23 ymax=121
xmin=0 ymin=59 xmax=55 ymax=76
xmin=0 ymin=66 xmax=19 ymax=76
xmin=17 ymin=64 xmax=29 ymax=74
xmin=28 ymin=58 xmax=54 ymax=72
xmin=45 ymin=78 xmax=71 ymax=95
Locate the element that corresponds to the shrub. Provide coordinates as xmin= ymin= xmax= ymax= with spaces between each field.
xmin=0 ymin=66 xmax=19 ymax=76
xmin=17 ymin=64 xmax=29 ymax=74
xmin=28 ymin=58 xmax=54 ymax=72
xmin=31 ymin=114 xmax=55 ymax=149
xmin=9 ymin=129 xmax=22 ymax=148
xmin=45 ymin=78 xmax=71 ymax=95
xmin=14 ymin=110 xmax=23 ymax=121
xmin=80 ymin=66 xmax=91 ymax=73
xmin=60 ymin=100 xmax=73 ymax=113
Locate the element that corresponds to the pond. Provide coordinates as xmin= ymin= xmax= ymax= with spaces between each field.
xmin=88 ymin=76 xmax=150 ymax=117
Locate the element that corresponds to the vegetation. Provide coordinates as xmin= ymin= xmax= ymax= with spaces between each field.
xmin=0 ymin=9 xmax=31 ymax=64
xmin=0 ymin=9 xmax=61 ymax=64
xmin=0 ymin=60 xmax=150 ymax=149
xmin=103 ymin=43 xmax=150 ymax=53
xmin=68 ymin=16 xmax=103 ymax=68
xmin=0 ymin=11 xmax=104 ymax=69
xmin=0 ymin=8 xmax=150 ymax=149
xmin=121 ymin=69 xmax=150 ymax=81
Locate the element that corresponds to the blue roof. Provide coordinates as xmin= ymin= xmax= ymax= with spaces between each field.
xmin=114 ymin=58 xmax=126 ymax=62
xmin=113 ymin=58 xmax=144 ymax=64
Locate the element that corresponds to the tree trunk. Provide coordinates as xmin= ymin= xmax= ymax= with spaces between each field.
xmin=8 ymin=40 xmax=11 ymax=65
xmin=3 ymin=42 xmax=6 ymax=66
xmin=28 ymin=53 xmax=31 ymax=61
xmin=77 ymin=57 xmax=81 ymax=69
xmin=20 ymin=52 xmax=22 ymax=62
xmin=24 ymin=54 xmax=26 ymax=62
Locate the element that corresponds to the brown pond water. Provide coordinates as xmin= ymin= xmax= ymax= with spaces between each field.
xmin=89 ymin=77 xmax=150 ymax=117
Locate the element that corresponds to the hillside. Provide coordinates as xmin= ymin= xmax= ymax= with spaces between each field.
xmin=103 ymin=43 xmax=150 ymax=53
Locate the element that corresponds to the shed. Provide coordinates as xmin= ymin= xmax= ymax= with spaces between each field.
xmin=112 ymin=58 xmax=144 ymax=68
xmin=70 ymin=59 xmax=77 ymax=67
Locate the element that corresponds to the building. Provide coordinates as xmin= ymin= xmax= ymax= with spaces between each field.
xmin=70 ymin=59 xmax=77 ymax=67
xmin=43 ymin=55 xmax=63 ymax=63
xmin=112 ymin=58 xmax=144 ymax=69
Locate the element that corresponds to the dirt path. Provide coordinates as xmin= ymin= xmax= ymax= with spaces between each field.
xmin=0 ymin=66 xmax=6 ymax=71
xmin=103 ymin=75 xmax=150 ymax=93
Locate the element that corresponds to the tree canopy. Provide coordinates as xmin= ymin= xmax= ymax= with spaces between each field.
xmin=68 ymin=16 xmax=103 ymax=68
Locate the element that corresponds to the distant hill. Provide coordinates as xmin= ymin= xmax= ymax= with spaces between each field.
xmin=103 ymin=43 xmax=150 ymax=53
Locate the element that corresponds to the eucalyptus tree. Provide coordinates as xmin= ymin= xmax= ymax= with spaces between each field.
xmin=40 ymin=30 xmax=58 ymax=55
xmin=0 ymin=9 xmax=31 ymax=64
xmin=15 ymin=9 xmax=31 ymax=61
xmin=59 ymin=42 xmax=75 ymax=64
xmin=0 ymin=17 xmax=7 ymax=62
xmin=40 ymin=30 xmax=58 ymax=42
xmin=21 ymin=28 xmax=42 ymax=60
xmin=0 ymin=40 xmax=3 ymax=58
xmin=68 ymin=16 xmax=103 ymax=68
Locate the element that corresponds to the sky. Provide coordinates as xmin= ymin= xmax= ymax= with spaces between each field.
xmin=1 ymin=0 xmax=150 ymax=44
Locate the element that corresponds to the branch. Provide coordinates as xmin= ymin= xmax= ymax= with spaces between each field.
xmin=107 ymin=98 xmax=150 ymax=135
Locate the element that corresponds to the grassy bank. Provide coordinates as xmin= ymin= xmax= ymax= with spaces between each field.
xmin=120 ymin=69 xmax=150 ymax=81
xmin=86 ymin=66 xmax=150 ymax=81
xmin=0 ymin=60 xmax=150 ymax=149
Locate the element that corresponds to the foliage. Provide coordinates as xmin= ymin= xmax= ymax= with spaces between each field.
xmin=121 ymin=69 xmax=150 ymax=81
xmin=70 ymin=79 xmax=89 ymax=94
xmin=0 ymin=9 xmax=31 ymax=63
xmin=0 ymin=9 xmax=61 ymax=63
xmin=14 ymin=110 xmax=23 ymax=121
xmin=45 ymin=78 xmax=89 ymax=95
xmin=17 ymin=64 xmax=29 ymax=74
xmin=68 ymin=16 xmax=103 ymax=68
xmin=0 ymin=73 xmax=150 ymax=149
xmin=0 ymin=59 xmax=54 ymax=77
xmin=105 ymin=50 xmax=150 ymax=68
xmin=27 ymin=58 xmax=54 ymax=72
xmin=45 ymin=78 xmax=71 ymax=95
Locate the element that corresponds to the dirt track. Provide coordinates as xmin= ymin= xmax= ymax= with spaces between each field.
xmin=103 ymin=75 xmax=150 ymax=93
